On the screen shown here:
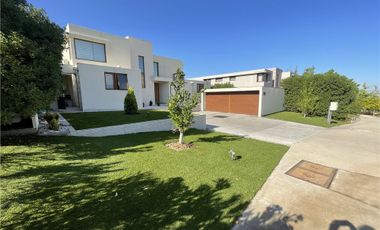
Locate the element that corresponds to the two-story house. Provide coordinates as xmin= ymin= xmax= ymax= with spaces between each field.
xmin=60 ymin=24 xmax=203 ymax=112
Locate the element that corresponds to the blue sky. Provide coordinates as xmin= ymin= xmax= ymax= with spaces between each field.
xmin=30 ymin=0 xmax=379 ymax=85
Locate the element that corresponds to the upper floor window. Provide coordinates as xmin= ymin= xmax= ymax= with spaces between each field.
xmin=216 ymin=78 xmax=223 ymax=83
xmin=229 ymin=76 xmax=236 ymax=81
xmin=105 ymin=72 xmax=128 ymax=90
xmin=153 ymin=62 xmax=159 ymax=76
xmin=138 ymin=56 xmax=146 ymax=88
xmin=257 ymin=73 xmax=269 ymax=82
xmin=197 ymin=84 xmax=204 ymax=93
xmin=74 ymin=38 xmax=106 ymax=62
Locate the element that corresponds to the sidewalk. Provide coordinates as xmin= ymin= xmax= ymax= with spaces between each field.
xmin=234 ymin=116 xmax=380 ymax=229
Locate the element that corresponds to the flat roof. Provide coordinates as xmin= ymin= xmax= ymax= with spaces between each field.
xmin=191 ymin=68 xmax=271 ymax=80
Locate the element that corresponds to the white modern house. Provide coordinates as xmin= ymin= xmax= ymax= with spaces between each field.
xmin=60 ymin=24 xmax=203 ymax=112
xmin=192 ymin=68 xmax=292 ymax=117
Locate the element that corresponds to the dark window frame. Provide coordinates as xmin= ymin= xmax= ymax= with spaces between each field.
xmin=229 ymin=76 xmax=236 ymax=81
xmin=215 ymin=78 xmax=223 ymax=83
xmin=153 ymin=61 xmax=159 ymax=76
xmin=257 ymin=73 xmax=268 ymax=82
xmin=197 ymin=84 xmax=204 ymax=93
xmin=104 ymin=72 xmax=128 ymax=90
xmin=138 ymin=56 xmax=146 ymax=88
xmin=74 ymin=38 xmax=107 ymax=63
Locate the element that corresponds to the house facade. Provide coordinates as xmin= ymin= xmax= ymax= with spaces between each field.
xmin=192 ymin=68 xmax=292 ymax=88
xmin=60 ymin=24 xmax=203 ymax=112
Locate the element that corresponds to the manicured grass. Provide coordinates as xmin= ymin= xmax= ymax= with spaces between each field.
xmin=62 ymin=109 xmax=169 ymax=130
xmin=1 ymin=130 xmax=288 ymax=229
xmin=266 ymin=111 xmax=348 ymax=127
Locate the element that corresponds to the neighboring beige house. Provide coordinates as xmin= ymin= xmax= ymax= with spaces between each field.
xmin=192 ymin=68 xmax=292 ymax=117
xmin=60 ymin=24 xmax=203 ymax=112
xmin=192 ymin=68 xmax=292 ymax=88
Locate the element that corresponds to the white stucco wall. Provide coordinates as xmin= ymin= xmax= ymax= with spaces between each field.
xmin=260 ymin=87 xmax=285 ymax=116
xmin=77 ymin=63 xmax=142 ymax=111
xmin=159 ymin=82 xmax=170 ymax=104
xmin=153 ymin=56 xmax=183 ymax=77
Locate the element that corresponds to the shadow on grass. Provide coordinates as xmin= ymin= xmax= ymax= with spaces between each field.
xmin=2 ymin=165 xmax=244 ymax=229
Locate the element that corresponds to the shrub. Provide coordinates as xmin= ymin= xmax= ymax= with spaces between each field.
xmin=211 ymin=83 xmax=234 ymax=89
xmin=1 ymin=0 xmax=65 ymax=125
xmin=281 ymin=68 xmax=359 ymax=119
xmin=43 ymin=112 xmax=59 ymax=122
xmin=124 ymin=87 xmax=138 ymax=114
xmin=43 ymin=112 xmax=59 ymax=130
xmin=48 ymin=118 xmax=59 ymax=131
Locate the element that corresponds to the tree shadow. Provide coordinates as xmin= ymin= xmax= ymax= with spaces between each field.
xmin=234 ymin=204 xmax=303 ymax=230
xmin=2 ymin=163 xmax=245 ymax=229
xmin=198 ymin=134 xmax=241 ymax=143
xmin=329 ymin=220 xmax=375 ymax=230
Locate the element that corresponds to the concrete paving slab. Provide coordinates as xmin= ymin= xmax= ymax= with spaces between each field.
xmin=234 ymin=116 xmax=380 ymax=229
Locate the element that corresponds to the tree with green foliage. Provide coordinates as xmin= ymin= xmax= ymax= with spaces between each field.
xmin=281 ymin=67 xmax=359 ymax=119
xmin=357 ymin=84 xmax=380 ymax=114
xmin=297 ymin=81 xmax=318 ymax=117
xmin=211 ymin=82 xmax=235 ymax=89
xmin=168 ymin=69 xmax=199 ymax=144
xmin=1 ymin=0 xmax=65 ymax=125
xmin=124 ymin=87 xmax=138 ymax=114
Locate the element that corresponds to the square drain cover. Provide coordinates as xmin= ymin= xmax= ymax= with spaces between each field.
xmin=286 ymin=160 xmax=337 ymax=188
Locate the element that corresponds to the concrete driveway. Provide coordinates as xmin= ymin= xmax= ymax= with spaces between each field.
xmin=234 ymin=115 xmax=380 ymax=229
xmin=206 ymin=112 xmax=324 ymax=145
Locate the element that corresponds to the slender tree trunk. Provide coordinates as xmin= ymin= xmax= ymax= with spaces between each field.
xmin=179 ymin=131 xmax=184 ymax=144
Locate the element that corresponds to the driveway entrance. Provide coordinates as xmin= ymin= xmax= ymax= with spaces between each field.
xmin=206 ymin=112 xmax=324 ymax=145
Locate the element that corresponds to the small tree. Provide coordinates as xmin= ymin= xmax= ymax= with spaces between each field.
xmin=211 ymin=82 xmax=235 ymax=89
xmin=168 ymin=69 xmax=199 ymax=144
xmin=124 ymin=87 xmax=138 ymax=114
xmin=297 ymin=82 xmax=318 ymax=117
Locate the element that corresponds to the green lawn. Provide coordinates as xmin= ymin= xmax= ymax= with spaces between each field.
xmin=62 ymin=109 xmax=169 ymax=130
xmin=266 ymin=111 xmax=348 ymax=128
xmin=1 ymin=130 xmax=288 ymax=229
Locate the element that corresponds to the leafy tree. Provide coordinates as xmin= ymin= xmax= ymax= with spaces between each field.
xmin=211 ymin=82 xmax=235 ymax=89
xmin=357 ymin=84 xmax=380 ymax=114
xmin=281 ymin=67 xmax=359 ymax=119
xmin=168 ymin=69 xmax=199 ymax=144
xmin=124 ymin=87 xmax=138 ymax=114
xmin=1 ymin=0 xmax=65 ymax=125
xmin=297 ymin=81 xmax=318 ymax=117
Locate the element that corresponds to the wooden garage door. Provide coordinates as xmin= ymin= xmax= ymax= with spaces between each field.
xmin=206 ymin=91 xmax=259 ymax=115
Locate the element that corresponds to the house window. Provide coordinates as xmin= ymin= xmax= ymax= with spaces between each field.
xmin=229 ymin=76 xmax=236 ymax=81
xmin=153 ymin=62 xmax=159 ymax=76
xmin=74 ymin=38 xmax=106 ymax=62
xmin=138 ymin=56 xmax=146 ymax=88
xmin=197 ymin=84 xmax=204 ymax=92
xmin=104 ymin=72 xmax=128 ymax=90
xmin=216 ymin=78 xmax=223 ymax=83
xmin=257 ymin=73 xmax=269 ymax=82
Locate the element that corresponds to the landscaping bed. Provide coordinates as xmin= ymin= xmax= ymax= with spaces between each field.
xmin=266 ymin=111 xmax=348 ymax=127
xmin=61 ymin=109 xmax=169 ymax=130
xmin=1 ymin=130 xmax=288 ymax=229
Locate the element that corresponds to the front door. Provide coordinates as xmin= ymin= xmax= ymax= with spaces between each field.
xmin=154 ymin=83 xmax=160 ymax=105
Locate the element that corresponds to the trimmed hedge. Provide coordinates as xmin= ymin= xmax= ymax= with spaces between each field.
xmin=124 ymin=87 xmax=138 ymax=114
xmin=281 ymin=70 xmax=359 ymax=119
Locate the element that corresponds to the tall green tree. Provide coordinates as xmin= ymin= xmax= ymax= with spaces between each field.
xmin=168 ymin=69 xmax=199 ymax=144
xmin=297 ymin=80 xmax=318 ymax=117
xmin=1 ymin=0 xmax=65 ymax=125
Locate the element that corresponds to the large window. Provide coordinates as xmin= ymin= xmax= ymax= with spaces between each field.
xmin=138 ymin=56 xmax=146 ymax=88
xmin=74 ymin=38 xmax=106 ymax=62
xmin=229 ymin=76 xmax=236 ymax=81
xmin=153 ymin=62 xmax=159 ymax=76
xmin=216 ymin=78 xmax=223 ymax=83
xmin=104 ymin=72 xmax=128 ymax=90
xmin=197 ymin=84 xmax=204 ymax=93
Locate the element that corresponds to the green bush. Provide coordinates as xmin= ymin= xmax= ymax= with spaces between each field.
xmin=43 ymin=112 xmax=59 ymax=122
xmin=211 ymin=83 xmax=234 ymax=89
xmin=281 ymin=69 xmax=359 ymax=119
xmin=124 ymin=87 xmax=138 ymax=114
xmin=1 ymin=0 xmax=65 ymax=125
xmin=48 ymin=118 xmax=59 ymax=131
